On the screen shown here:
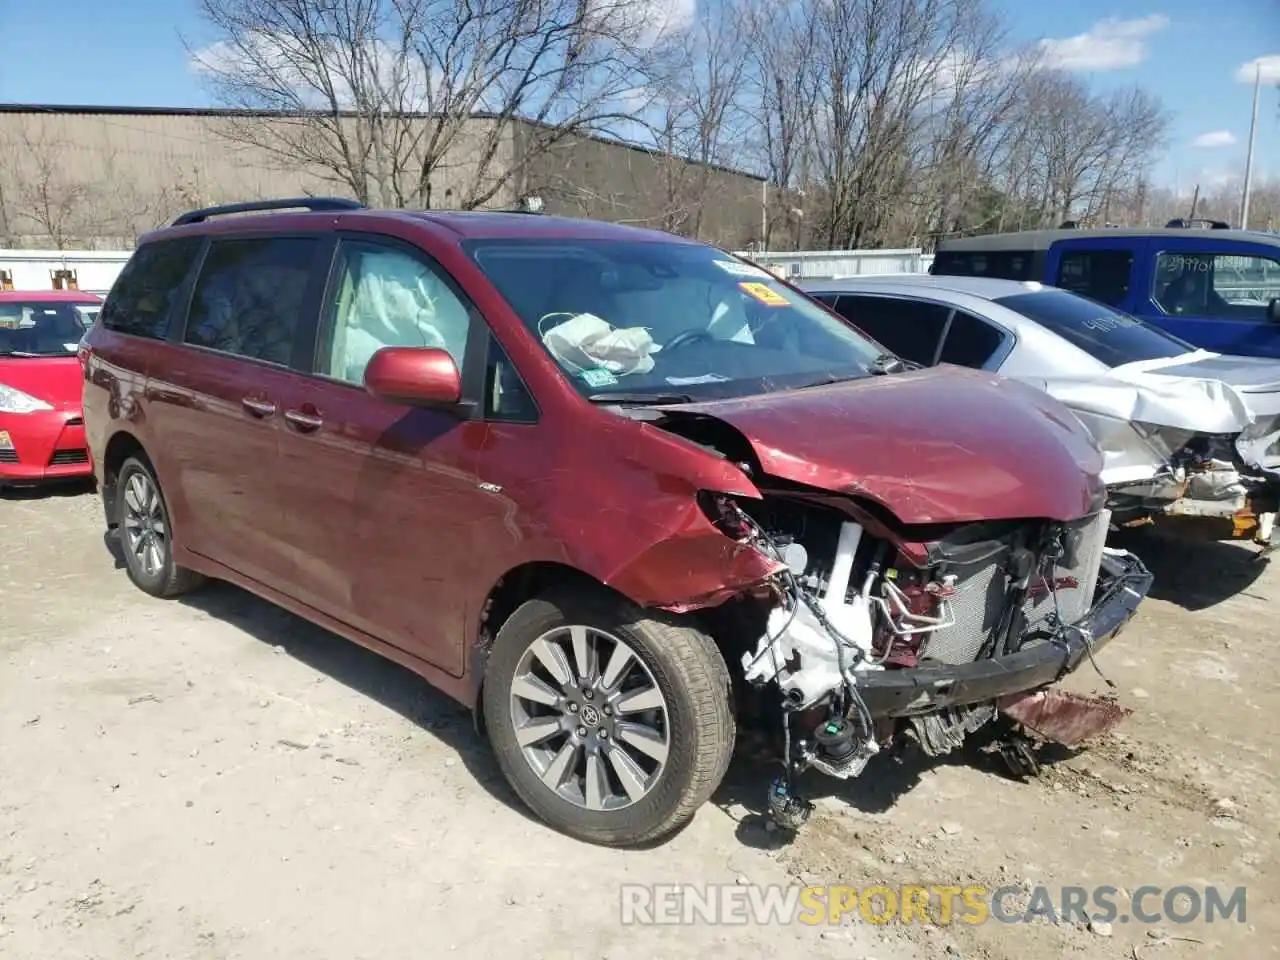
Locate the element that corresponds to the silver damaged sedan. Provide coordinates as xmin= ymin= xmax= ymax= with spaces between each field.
xmin=800 ymin=275 xmax=1280 ymax=550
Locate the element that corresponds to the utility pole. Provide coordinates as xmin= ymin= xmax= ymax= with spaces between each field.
xmin=1240 ymin=62 xmax=1262 ymax=229
xmin=761 ymin=180 xmax=768 ymax=253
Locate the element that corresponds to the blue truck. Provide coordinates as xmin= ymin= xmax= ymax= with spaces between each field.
xmin=930 ymin=221 xmax=1280 ymax=358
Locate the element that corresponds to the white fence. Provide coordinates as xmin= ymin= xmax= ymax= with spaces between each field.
xmin=0 ymin=249 xmax=133 ymax=297
xmin=736 ymin=248 xmax=934 ymax=280
xmin=0 ymin=245 xmax=934 ymax=299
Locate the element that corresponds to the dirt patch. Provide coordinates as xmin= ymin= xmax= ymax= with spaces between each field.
xmin=2 ymin=492 xmax=1274 ymax=958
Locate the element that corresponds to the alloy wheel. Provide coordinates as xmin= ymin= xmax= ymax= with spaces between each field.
xmin=509 ymin=625 xmax=671 ymax=811
xmin=122 ymin=471 xmax=168 ymax=578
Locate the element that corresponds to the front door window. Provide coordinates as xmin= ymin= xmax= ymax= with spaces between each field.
xmin=319 ymin=241 xmax=472 ymax=385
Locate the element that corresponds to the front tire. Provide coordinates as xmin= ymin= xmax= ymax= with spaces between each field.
xmin=114 ymin=455 xmax=203 ymax=598
xmin=483 ymin=586 xmax=735 ymax=847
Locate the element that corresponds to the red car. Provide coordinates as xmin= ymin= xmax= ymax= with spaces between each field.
xmin=81 ymin=198 xmax=1152 ymax=846
xmin=0 ymin=290 xmax=101 ymax=489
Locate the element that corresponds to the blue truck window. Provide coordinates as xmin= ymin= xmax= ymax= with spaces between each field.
xmin=931 ymin=250 xmax=1034 ymax=280
xmin=1055 ymin=249 xmax=1134 ymax=308
xmin=1152 ymin=251 xmax=1280 ymax=320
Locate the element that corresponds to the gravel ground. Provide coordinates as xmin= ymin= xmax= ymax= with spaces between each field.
xmin=2 ymin=483 xmax=1275 ymax=959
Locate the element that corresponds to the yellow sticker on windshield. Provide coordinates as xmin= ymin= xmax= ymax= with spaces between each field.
xmin=739 ymin=282 xmax=790 ymax=307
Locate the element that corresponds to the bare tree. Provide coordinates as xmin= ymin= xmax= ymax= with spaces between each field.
xmin=625 ymin=4 xmax=751 ymax=237
xmin=1144 ymin=175 xmax=1280 ymax=231
xmin=799 ymin=0 xmax=1010 ymax=248
xmin=985 ymin=70 xmax=1170 ymax=230
xmin=190 ymin=0 xmax=670 ymax=209
xmin=738 ymin=0 xmax=821 ymax=247
xmin=0 ymin=123 xmax=106 ymax=249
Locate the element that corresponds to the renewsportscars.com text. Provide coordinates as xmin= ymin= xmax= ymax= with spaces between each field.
xmin=619 ymin=883 xmax=1247 ymax=927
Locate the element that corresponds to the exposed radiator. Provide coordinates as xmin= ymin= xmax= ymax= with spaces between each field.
xmin=919 ymin=557 xmax=1007 ymax=665
xmin=1024 ymin=510 xmax=1111 ymax=629
xmin=918 ymin=511 xmax=1110 ymax=666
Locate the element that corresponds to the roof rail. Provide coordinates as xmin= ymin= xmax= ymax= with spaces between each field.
xmin=171 ymin=197 xmax=364 ymax=227
xmin=1164 ymin=217 xmax=1231 ymax=230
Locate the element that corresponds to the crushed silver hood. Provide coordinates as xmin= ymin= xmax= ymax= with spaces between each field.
xmin=1017 ymin=349 xmax=1280 ymax=487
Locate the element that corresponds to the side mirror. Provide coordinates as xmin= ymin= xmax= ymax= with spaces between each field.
xmin=364 ymin=346 xmax=462 ymax=408
xmin=1268 ymin=298 xmax=1280 ymax=325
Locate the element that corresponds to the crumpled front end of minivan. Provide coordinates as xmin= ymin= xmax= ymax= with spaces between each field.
xmin=630 ymin=368 xmax=1152 ymax=818
xmin=699 ymin=494 xmax=1149 ymax=788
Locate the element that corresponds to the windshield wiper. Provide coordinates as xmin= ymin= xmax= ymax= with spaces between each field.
xmin=0 ymin=350 xmax=44 ymax=358
xmin=587 ymin=391 xmax=694 ymax=405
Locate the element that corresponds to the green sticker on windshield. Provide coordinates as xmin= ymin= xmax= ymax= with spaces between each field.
xmin=580 ymin=368 xmax=619 ymax=387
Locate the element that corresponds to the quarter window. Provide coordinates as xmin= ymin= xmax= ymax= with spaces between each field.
xmin=938 ymin=311 xmax=1004 ymax=367
xmin=100 ymin=236 xmax=203 ymax=339
xmin=485 ymin=336 xmax=538 ymax=422
xmin=318 ymin=241 xmax=472 ymax=386
xmin=185 ymin=237 xmax=318 ymax=365
xmin=1152 ymin=251 xmax=1280 ymax=320
xmin=1055 ymin=249 xmax=1134 ymax=307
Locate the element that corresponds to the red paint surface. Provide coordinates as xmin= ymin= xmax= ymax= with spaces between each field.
xmin=364 ymin=346 xmax=461 ymax=406
xmin=0 ymin=290 xmax=101 ymax=305
xmin=660 ymin=366 xmax=1107 ymax=524
xmin=0 ymin=356 xmax=91 ymax=481
xmin=998 ymin=689 xmax=1132 ymax=746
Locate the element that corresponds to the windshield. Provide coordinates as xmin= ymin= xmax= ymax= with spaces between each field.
xmin=994 ymin=289 xmax=1195 ymax=368
xmin=464 ymin=239 xmax=884 ymax=400
xmin=0 ymin=301 xmax=94 ymax=356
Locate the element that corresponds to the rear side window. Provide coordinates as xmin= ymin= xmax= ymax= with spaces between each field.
xmin=831 ymin=295 xmax=949 ymax=365
xmin=932 ymin=250 xmax=1035 ymax=280
xmin=185 ymin=237 xmax=318 ymax=366
xmin=938 ymin=311 xmax=1004 ymax=367
xmin=99 ymin=237 xmax=203 ymax=339
xmin=1055 ymin=249 xmax=1134 ymax=307
xmin=995 ymin=289 xmax=1190 ymax=367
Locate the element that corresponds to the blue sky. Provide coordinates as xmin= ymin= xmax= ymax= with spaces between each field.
xmin=2 ymin=0 xmax=1278 ymax=192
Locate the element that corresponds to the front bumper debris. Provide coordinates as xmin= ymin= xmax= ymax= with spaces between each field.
xmin=997 ymin=689 xmax=1132 ymax=746
xmin=851 ymin=549 xmax=1151 ymax=719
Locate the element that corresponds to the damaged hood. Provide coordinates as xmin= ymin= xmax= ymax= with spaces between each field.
xmin=659 ymin=366 xmax=1105 ymax=524
xmin=1025 ymin=349 xmax=1280 ymax=482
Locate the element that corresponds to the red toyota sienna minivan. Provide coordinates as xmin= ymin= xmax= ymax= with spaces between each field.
xmin=82 ymin=198 xmax=1152 ymax=846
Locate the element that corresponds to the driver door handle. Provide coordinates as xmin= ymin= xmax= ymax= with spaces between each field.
xmin=284 ymin=409 xmax=323 ymax=432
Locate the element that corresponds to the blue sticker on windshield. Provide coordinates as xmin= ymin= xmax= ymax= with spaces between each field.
xmin=580 ymin=368 xmax=619 ymax=387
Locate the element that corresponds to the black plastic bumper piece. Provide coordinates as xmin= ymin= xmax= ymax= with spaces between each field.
xmin=854 ymin=550 xmax=1152 ymax=719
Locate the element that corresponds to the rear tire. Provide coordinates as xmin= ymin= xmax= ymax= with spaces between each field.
xmin=114 ymin=455 xmax=203 ymax=598
xmin=483 ymin=586 xmax=735 ymax=847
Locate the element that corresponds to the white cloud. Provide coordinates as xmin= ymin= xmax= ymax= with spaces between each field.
xmin=1192 ymin=130 xmax=1238 ymax=148
xmin=1235 ymin=54 xmax=1280 ymax=84
xmin=190 ymin=34 xmax=438 ymax=110
xmin=633 ymin=0 xmax=696 ymax=41
xmin=1037 ymin=15 xmax=1170 ymax=72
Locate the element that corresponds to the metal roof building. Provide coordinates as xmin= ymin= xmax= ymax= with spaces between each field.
xmin=0 ymin=104 xmax=765 ymax=251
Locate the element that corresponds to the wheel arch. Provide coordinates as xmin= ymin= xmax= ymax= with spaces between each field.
xmin=99 ymin=430 xmax=151 ymax=528
xmin=469 ymin=560 xmax=626 ymax=739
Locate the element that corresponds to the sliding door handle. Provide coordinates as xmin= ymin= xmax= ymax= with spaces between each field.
xmin=241 ymin=397 xmax=276 ymax=418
